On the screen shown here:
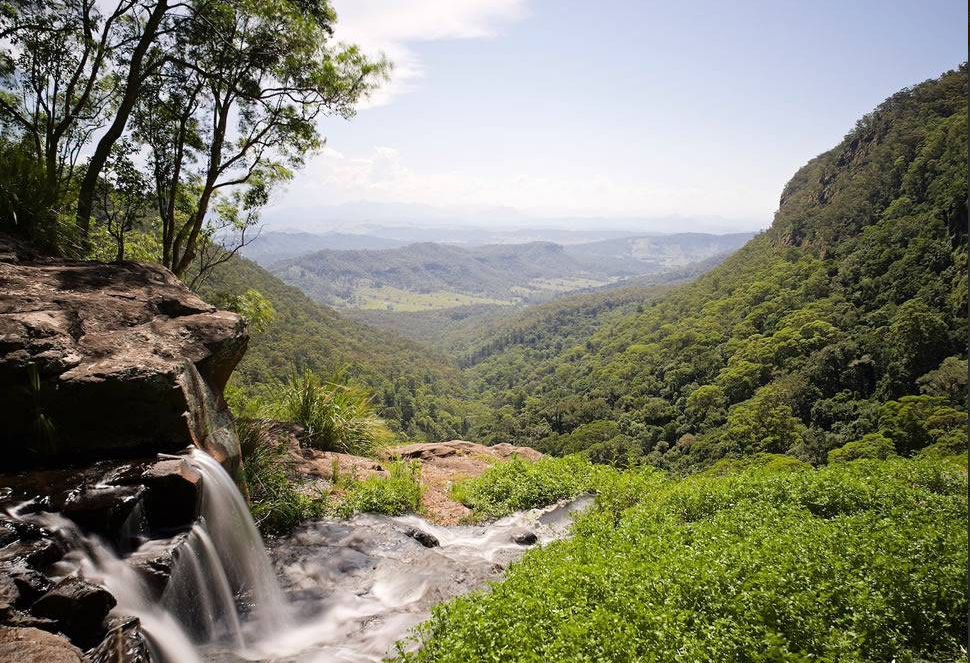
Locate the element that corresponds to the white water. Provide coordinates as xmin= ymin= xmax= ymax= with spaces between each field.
xmin=12 ymin=449 xmax=591 ymax=663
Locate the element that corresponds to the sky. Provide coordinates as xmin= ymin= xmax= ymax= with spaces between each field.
xmin=264 ymin=0 xmax=968 ymax=232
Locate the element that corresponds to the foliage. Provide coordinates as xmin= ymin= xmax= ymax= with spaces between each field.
xmin=237 ymin=419 xmax=323 ymax=535
xmin=325 ymin=461 xmax=423 ymax=518
xmin=216 ymin=289 xmax=277 ymax=335
xmin=238 ymin=419 xmax=424 ymax=531
xmin=827 ymin=433 xmax=895 ymax=464
xmin=0 ymin=0 xmax=387 ymax=271
xmin=394 ymin=456 xmax=969 ymax=663
xmin=268 ymin=368 xmax=394 ymax=455
xmin=197 ymin=253 xmax=473 ymax=441
xmin=460 ymin=66 xmax=968 ymax=472
xmin=451 ymin=455 xmax=604 ymax=521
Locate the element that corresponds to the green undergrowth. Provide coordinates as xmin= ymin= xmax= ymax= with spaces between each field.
xmin=325 ymin=460 xmax=423 ymax=519
xmin=237 ymin=419 xmax=422 ymax=534
xmin=451 ymin=454 xmax=610 ymax=521
xmin=394 ymin=455 xmax=969 ymax=663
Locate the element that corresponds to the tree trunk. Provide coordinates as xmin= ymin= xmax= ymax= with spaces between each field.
xmin=75 ymin=0 xmax=169 ymax=239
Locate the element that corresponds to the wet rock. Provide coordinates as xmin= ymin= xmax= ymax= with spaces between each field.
xmin=87 ymin=615 xmax=153 ymax=663
xmin=0 ymin=536 xmax=64 ymax=570
xmin=0 ymin=522 xmax=16 ymax=549
xmin=404 ymin=527 xmax=440 ymax=548
xmin=30 ymin=577 xmax=116 ymax=648
xmin=511 ymin=530 xmax=538 ymax=546
xmin=116 ymin=457 xmax=202 ymax=532
xmin=0 ymin=562 xmax=52 ymax=607
xmin=0 ymin=255 xmax=247 ymax=470
xmin=127 ymin=532 xmax=191 ymax=599
xmin=60 ymin=485 xmax=145 ymax=542
xmin=0 ymin=625 xmax=84 ymax=663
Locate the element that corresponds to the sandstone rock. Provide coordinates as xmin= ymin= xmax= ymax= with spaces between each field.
xmin=389 ymin=440 xmax=542 ymax=463
xmin=0 ymin=562 xmax=52 ymax=607
xmin=380 ymin=440 xmax=543 ymax=525
xmin=126 ymin=531 xmax=191 ymax=599
xmin=0 ymin=626 xmax=84 ymax=663
xmin=0 ymin=536 xmax=64 ymax=570
xmin=0 ymin=255 xmax=247 ymax=469
xmin=30 ymin=577 xmax=116 ymax=648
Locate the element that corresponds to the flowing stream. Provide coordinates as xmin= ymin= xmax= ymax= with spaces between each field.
xmin=12 ymin=449 xmax=591 ymax=663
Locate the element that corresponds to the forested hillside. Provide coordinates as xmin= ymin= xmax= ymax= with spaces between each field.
xmin=197 ymin=255 xmax=477 ymax=441
xmin=464 ymin=66 xmax=968 ymax=470
xmin=269 ymin=232 xmax=750 ymax=310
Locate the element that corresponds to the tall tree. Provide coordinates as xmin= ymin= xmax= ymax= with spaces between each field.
xmin=0 ymin=0 xmax=126 ymax=200
xmin=134 ymin=0 xmax=387 ymax=278
xmin=73 ymin=0 xmax=172 ymax=239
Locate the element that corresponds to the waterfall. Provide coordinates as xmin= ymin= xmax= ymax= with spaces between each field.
xmin=9 ymin=447 xmax=592 ymax=662
xmin=11 ymin=447 xmax=289 ymax=663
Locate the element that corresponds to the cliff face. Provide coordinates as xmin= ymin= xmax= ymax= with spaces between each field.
xmin=0 ymin=235 xmax=248 ymax=470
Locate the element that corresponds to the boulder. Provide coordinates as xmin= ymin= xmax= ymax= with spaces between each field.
xmin=404 ymin=527 xmax=440 ymax=548
xmin=30 ymin=577 xmax=116 ymax=648
xmin=126 ymin=457 xmax=202 ymax=532
xmin=0 ymin=626 xmax=84 ymax=663
xmin=126 ymin=531 xmax=191 ymax=599
xmin=0 ymin=251 xmax=247 ymax=473
xmin=0 ymin=562 xmax=52 ymax=607
xmin=0 ymin=536 xmax=64 ymax=570
xmin=511 ymin=530 xmax=538 ymax=546
xmin=60 ymin=485 xmax=146 ymax=546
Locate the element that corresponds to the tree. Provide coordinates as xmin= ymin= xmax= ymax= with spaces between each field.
xmin=880 ymin=298 xmax=948 ymax=397
xmin=0 ymin=0 xmax=119 ymax=201
xmin=94 ymin=140 xmax=152 ymax=260
xmin=685 ymin=384 xmax=727 ymax=430
xmin=133 ymin=0 xmax=388 ymax=278
xmin=917 ymin=356 xmax=968 ymax=408
xmin=74 ymin=0 xmax=173 ymax=239
xmin=723 ymin=384 xmax=805 ymax=455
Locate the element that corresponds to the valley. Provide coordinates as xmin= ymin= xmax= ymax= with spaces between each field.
xmin=0 ymin=1 xmax=965 ymax=660
xmin=246 ymin=231 xmax=752 ymax=312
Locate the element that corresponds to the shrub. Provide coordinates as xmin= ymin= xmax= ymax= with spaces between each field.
xmin=699 ymin=451 xmax=812 ymax=476
xmin=394 ymin=457 xmax=969 ymax=663
xmin=451 ymin=455 xmax=604 ymax=521
xmin=327 ymin=461 xmax=423 ymax=518
xmin=270 ymin=368 xmax=395 ymax=455
xmin=236 ymin=419 xmax=324 ymax=535
xmin=827 ymin=433 xmax=896 ymax=464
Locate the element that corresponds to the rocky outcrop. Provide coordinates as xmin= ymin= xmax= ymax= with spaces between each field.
xmin=0 ymin=236 xmax=252 ymax=659
xmin=0 ymin=240 xmax=247 ymax=470
xmin=278 ymin=434 xmax=545 ymax=525
xmin=390 ymin=440 xmax=543 ymax=463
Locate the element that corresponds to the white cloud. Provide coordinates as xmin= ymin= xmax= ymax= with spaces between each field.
xmin=331 ymin=0 xmax=530 ymax=106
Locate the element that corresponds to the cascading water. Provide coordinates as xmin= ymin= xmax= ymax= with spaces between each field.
xmin=10 ymin=448 xmax=592 ymax=663
xmin=10 ymin=448 xmax=290 ymax=663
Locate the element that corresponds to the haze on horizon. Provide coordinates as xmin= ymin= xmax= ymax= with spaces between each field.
xmin=264 ymin=0 xmax=967 ymax=234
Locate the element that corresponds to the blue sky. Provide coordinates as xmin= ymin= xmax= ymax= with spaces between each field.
xmin=269 ymin=0 xmax=967 ymax=231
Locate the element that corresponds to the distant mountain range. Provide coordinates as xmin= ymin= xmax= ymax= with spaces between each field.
xmin=264 ymin=231 xmax=753 ymax=310
xmin=239 ymin=231 xmax=408 ymax=265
